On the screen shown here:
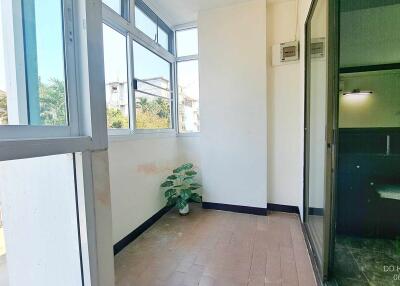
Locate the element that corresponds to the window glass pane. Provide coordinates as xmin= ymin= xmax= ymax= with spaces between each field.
xmin=177 ymin=60 xmax=200 ymax=133
xmin=158 ymin=27 xmax=169 ymax=50
xmin=133 ymin=41 xmax=171 ymax=88
xmin=0 ymin=5 xmax=7 ymax=125
xmin=103 ymin=0 xmax=121 ymax=15
xmin=135 ymin=6 xmax=157 ymax=41
xmin=103 ymin=25 xmax=129 ymax=129
xmin=135 ymin=92 xmax=171 ymax=129
xmin=22 ymin=0 xmax=67 ymax=126
xmin=176 ymin=28 xmax=198 ymax=57
xmin=133 ymin=41 xmax=172 ymax=130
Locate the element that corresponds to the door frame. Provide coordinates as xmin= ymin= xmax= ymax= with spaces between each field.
xmin=303 ymin=0 xmax=339 ymax=282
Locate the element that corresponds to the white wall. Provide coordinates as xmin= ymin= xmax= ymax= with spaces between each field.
xmin=339 ymin=71 xmax=400 ymax=128
xmin=0 ymin=155 xmax=82 ymax=286
xmin=267 ymin=0 xmax=313 ymax=215
xmin=198 ymin=0 xmax=268 ymax=208
xmin=108 ymin=136 xmax=200 ymax=244
xmin=109 ymin=0 xmax=316 ymax=240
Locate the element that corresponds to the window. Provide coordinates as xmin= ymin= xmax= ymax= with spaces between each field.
xmin=133 ymin=41 xmax=172 ymax=130
xmin=177 ymin=61 xmax=200 ymax=133
xmin=23 ymin=0 xmax=67 ymax=126
xmin=176 ymin=28 xmax=199 ymax=57
xmin=102 ymin=0 xmax=129 ymax=19
xmin=157 ymin=27 xmax=169 ymax=51
xmin=134 ymin=0 xmax=173 ymax=52
xmin=1 ymin=0 xmax=71 ymax=127
xmin=135 ymin=6 xmax=157 ymax=41
xmin=102 ymin=24 xmax=129 ymax=129
xmin=176 ymin=28 xmax=200 ymax=133
xmin=102 ymin=0 xmax=191 ymax=135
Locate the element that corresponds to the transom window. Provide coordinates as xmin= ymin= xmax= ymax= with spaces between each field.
xmin=135 ymin=0 xmax=173 ymax=52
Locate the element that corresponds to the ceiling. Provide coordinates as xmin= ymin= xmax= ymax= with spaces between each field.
xmin=144 ymin=0 xmax=254 ymax=26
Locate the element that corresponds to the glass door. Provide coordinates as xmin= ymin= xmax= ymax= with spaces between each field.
xmin=304 ymin=0 xmax=338 ymax=281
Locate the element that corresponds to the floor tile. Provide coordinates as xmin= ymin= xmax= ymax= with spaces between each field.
xmin=114 ymin=205 xmax=316 ymax=286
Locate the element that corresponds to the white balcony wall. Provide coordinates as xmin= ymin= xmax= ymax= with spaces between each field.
xmin=0 ymin=154 xmax=82 ymax=286
xmin=198 ymin=0 xmax=268 ymax=208
xmin=108 ymin=136 xmax=200 ymax=244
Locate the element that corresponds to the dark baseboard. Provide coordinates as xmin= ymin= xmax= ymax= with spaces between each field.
xmin=267 ymin=203 xmax=300 ymax=214
xmin=113 ymin=205 xmax=172 ymax=255
xmin=202 ymin=202 xmax=267 ymax=216
xmin=309 ymin=207 xmax=324 ymax=216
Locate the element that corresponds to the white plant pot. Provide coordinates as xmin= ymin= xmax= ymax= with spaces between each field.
xmin=179 ymin=204 xmax=189 ymax=215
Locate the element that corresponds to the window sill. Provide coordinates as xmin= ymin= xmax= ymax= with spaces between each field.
xmin=108 ymin=130 xmax=200 ymax=143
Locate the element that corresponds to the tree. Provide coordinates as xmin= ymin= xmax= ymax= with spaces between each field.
xmin=39 ymin=78 xmax=67 ymax=125
xmin=107 ymin=108 xmax=129 ymax=129
xmin=0 ymin=91 xmax=7 ymax=124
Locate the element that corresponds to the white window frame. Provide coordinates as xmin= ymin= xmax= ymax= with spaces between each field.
xmin=175 ymin=23 xmax=200 ymax=135
xmin=102 ymin=0 xmax=178 ymax=137
xmin=0 ymin=1 xmax=114 ymax=286
xmin=0 ymin=0 xmax=81 ymax=141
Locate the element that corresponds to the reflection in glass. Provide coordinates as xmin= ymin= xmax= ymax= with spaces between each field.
xmin=176 ymin=28 xmax=198 ymax=57
xmin=306 ymin=0 xmax=327 ymax=269
xmin=177 ymin=60 xmax=200 ymax=133
xmin=22 ymin=0 xmax=68 ymax=126
xmin=103 ymin=24 xmax=129 ymax=129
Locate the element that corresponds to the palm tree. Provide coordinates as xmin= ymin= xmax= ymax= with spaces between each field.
xmin=137 ymin=97 xmax=150 ymax=113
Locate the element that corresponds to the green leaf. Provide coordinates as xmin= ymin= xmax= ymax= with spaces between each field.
xmin=185 ymin=170 xmax=197 ymax=176
xmin=189 ymin=186 xmax=200 ymax=191
xmin=164 ymin=189 xmax=177 ymax=198
xmin=167 ymin=175 xmax=178 ymax=180
xmin=167 ymin=196 xmax=178 ymax=207
xmin=173 ymin=167 xmax=184 ymax=174
xmin=183 ymin=176 xmax=194 ymax=182
xmin=190 ymin=193 xmax=202 ymax=203
xmin=161 ymin=181 xmax=174 ymax=188
xmin=176 ymin=197 xmax=188 ymax=210
xmin=190 ymin=183 xmax=202 ymax=188
xmin=181 ymin=163 xmax=194 ymax=170
xmin=180 ymin=189 xmax=192 ymax=201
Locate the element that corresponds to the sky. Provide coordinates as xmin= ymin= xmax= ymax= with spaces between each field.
xmin=0 ymin=0 xmax=65 ymax=93
xmin=0 ymin=1 xmax=199 ymax=94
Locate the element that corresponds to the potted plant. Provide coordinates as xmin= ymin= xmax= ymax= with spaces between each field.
xmin=161 ymin=163 xmax=202 ymax=215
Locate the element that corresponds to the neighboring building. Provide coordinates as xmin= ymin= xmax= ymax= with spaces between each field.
xmin=105 ymin=81 xmax=129 ymax=117
xmin=178 ymin=85 xmax=200 ymax=133
xmin=137 ymin=77 xmax=170 ymax=98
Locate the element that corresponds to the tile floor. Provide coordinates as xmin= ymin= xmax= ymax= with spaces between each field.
xmin=115 ymin=204 xmax=317 ymax=286
xmin=333 ymin=235 xmax=400 ymax=286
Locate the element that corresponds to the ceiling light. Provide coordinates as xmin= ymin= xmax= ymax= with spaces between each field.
xmin=342 ymin=89 xmax=373 ymax=96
